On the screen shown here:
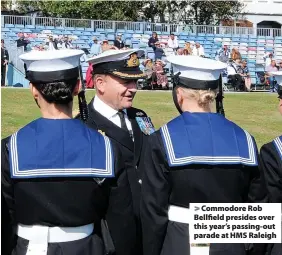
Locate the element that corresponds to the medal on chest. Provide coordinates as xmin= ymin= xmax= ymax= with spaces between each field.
xmin=135 ymin=117 xmax=155 ymax=135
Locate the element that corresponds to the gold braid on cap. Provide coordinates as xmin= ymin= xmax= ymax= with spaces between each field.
xmin=112 ymin=71 xmax=146 ymax=78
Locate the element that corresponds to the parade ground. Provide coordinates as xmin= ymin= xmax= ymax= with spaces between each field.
xmin=1 ymin=88 xmax=281 ymax=148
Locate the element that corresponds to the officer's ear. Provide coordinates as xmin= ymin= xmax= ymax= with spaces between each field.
xmin=94 ymin=74 xmax=106 ymax=94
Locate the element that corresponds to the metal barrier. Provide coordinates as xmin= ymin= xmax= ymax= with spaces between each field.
xmin=1 ymin=15 xmax=282 ymax=37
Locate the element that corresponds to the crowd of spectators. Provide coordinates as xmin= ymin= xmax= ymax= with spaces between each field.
xmin=142 ymin=58 xmax=168 ymax=89
xmin=2 ymin=30 xmax=282 ymax=92
xmin=146 ymin=31 xmax=282 ymax=92
xmin=147 ymin=32 xmax=206 ymax=58
xmin=214 ymin=40 xmax=281 ymax=92
xmin=12 ymin=32 xmax=132 ymax=54
xmin=224 ymin=49 xmax=282 ymax=92
xmin=14 ymin=33 xmax=76 ymax=51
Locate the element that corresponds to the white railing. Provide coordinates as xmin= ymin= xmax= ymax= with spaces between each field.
xmin=2 ymin=15 xmax=33 ymax=26
xmin=1 ymin=15 xmax=282 ymax=37
xmin=115 ymin=21 xmax=143 ymax=31
xmin=257 ymin=28 xmax=282 ymax=37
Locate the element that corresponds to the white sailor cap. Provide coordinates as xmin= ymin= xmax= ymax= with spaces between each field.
xmin=19 ymin=49 xmax=84 ymax=83
xmin=270 ymin=71 xmax=282 ymax=98
xmin=86 ymin=49 xmax=146 ymax=80
xmin=167 ymin=55 xmax=227 ymax=90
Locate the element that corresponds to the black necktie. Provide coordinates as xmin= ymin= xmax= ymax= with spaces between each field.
xmin=117 ymin=110 xmax=129 ymax=132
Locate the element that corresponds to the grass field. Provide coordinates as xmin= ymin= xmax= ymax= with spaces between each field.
xmin=1 ymin=88 xmax=281 ymax=148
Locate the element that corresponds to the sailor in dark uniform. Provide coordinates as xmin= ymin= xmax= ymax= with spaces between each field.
xmin=76 ymin=49 xmax=155 ymax=255
xmin=1 ymin=49 xmax=132 ymax=255
xmin=140 ymin=55 xmax=265 ymax=255
xmin=2 ymin=193 xmax=14 ymax=255
xmin=259 ymin=71 xmax=282 ymax=255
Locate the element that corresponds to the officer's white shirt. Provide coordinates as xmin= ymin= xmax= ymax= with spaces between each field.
xmin=94 ymin=96 xmax=138 ymax=182
xmin=93 ymin=96 xmax=133 ymax=134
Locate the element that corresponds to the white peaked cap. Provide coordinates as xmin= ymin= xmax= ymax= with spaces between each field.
xmin=167 ymin=55 xmax=227 ymax=81
xmin=86 ymin=48 xmax=145 ymax=66
xmin=86 ymin=48 xmax=146 ymax=80
xmin=167 ymin=55 xmax=227 ymax=90
xmin=19 ymin=49 xmax=85 ymax=83
xmin=20 ymin=49 xmax=84 ymax=72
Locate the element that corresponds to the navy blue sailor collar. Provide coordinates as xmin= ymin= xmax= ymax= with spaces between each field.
xmin=160 ymin=112 xmax=258 ymax=167
xmin=9 ymin=118 xmax=115 ymax=179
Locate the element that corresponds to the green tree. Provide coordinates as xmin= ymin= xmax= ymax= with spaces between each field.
xmin=141 ymin=0 xmax=244 ymax=25
xmin=11 ymin=0 xmax=244 ymax=25
xmin=186 ymin=1 xmax=244 ymax=25
xmin=142 ymin=1 xmax=168 ymax=23
xmin=1 ymin=1 xmax=13 ymax=12
xmin=14 ymin=0 xmax=144 ymax=21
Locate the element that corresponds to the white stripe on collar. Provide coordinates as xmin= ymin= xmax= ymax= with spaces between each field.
xmin=273 ymin=136 xmax=282 ymax=159
xmin=161 ymin=124 xmax=257 ymax=166
xmin=10 ymin=131 xmax=113 ymax=178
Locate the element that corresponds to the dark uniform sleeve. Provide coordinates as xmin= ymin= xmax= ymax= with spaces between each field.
xmin=260 ymin=142 xmax=282 ymax=202
xmin=1 ymin=137 xmax=16 ymax=255
xmin=247 ymin=165 xmax=268 ymax=203
xmin=255 ymin=142 xmax=281 ymax=255
xmin=247 ymin=138 xmax=268 ymax=203
xmin=104 ymin=141 xmax=137 ymax=255
xmin=246 ymin=173 xmax=270 ymax=255
xmin=247 ymin=141 xmax=281 ymax=255
xmin=127 ymin=107 xmax=148 ymax=118
xmin=140 ymin=131 xmax=171 ymax=255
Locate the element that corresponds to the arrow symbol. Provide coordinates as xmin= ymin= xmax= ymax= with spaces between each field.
xmin=195 ymin=206 xmax=200 ymax=211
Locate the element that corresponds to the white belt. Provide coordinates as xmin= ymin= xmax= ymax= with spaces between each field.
xmin=17 ymin=223 xmax=94 ymax=255
xmin=168 ymin=205 xmax=192 ymax=224
xmin=168 ymin=206 xmax=210 ymax=255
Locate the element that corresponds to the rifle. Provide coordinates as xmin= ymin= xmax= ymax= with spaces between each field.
xmin=78 ymin=64 xmax=89 ymax=122
xmin=216 ymin=74 xmax=225 ymax=117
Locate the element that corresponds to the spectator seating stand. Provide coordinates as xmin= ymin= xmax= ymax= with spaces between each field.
xmin=2 ymin=22 xmax=282 ymax=90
